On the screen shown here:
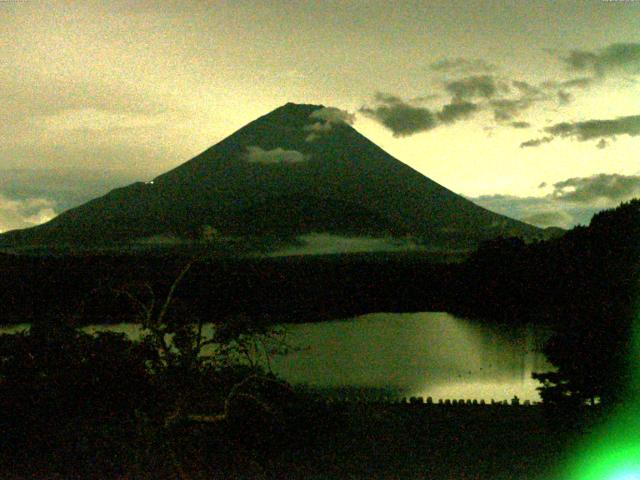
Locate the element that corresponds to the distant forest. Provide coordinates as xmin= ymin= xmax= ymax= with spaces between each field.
xmin=1 ymin=200 xmax=637 ymax=331
xmin=0 ymin=250 xmax=455 ymax=326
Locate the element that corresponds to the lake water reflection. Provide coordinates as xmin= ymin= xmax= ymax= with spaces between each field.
xmin=1 ymin=312 xmax=552 ymax=402
xmin=270 ymin=312 xmax=552 ymax=402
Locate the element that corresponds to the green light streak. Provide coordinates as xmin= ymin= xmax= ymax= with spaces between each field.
xmin=561 ymin=307 xmax=640 ymax=480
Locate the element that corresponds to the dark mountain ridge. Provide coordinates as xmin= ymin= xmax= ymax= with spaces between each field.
xmin=0 ymin=102 xmax=540 ymax=251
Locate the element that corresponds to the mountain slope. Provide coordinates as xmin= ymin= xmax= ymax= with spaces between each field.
xmin=0 ymin=103 xmax=540 ymax=250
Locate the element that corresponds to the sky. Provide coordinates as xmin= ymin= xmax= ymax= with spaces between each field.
xmin=1 ymin=0 xmax=639 ymax=232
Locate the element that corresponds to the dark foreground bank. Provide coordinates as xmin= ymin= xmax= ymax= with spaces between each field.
xmin=0 ymin=320 xmax=602 ymax=480
xmin=180 ymin=401 xmax=600 ymax=480
xmin=0 ymin=398 xmax=603 ymax=480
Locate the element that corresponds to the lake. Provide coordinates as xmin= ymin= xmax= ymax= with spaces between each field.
xmin=0 ymin=312 xmax=552 ymax=402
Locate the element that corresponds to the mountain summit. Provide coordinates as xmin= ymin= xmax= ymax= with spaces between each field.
xmin=0 ymin=102 xmax=539 ymax=251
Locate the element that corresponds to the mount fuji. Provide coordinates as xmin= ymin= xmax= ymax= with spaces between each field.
xmin=0 ymin=103 xmax=540 ymax=253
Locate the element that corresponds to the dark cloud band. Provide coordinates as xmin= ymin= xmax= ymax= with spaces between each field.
xmin=551 ymin=174 xmax=640 ymax=203
xmin=471 ymin=173 xmax=640 ymax=228
xmin=521 ymin=113 xmax=640 ymax=147
xmin=436 ymin=101 xmax=479 ymax=124
xmin=445 ymin=75 xmax=500 ymax=100
xmin=520 ymin=136 xmax=553 ymax=148
xmin=563 ymin=43 xmax=640 ymax=76
xmin=545 ymin=114 xmax=640 ymax=141
xmin=360 ymin=94 xmax=481 ymax=136
xmin=360 ymin=95 xmax=438 ymax=136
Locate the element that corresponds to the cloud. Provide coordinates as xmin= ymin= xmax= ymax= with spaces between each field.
xmin=488 ymin=79 xmax=550 ymax=122
xmin=520 ymin=136 xmax=554 ymax=148
xmin=470 ymin=192 xmax=605 ymax=229
xmin=551 ymin=174 xmax=640 ymax=204
xmin=361 ymin=93 xmax=482 ymax=136
xmin=303 ymin=121 xmax=333 ymax=141
xmin=521 ymin=113 xmax=640 ymax=148
xmin=543 ymin=113 xmax=640 ymax=142
xmin=472 ymin=174 xmax=640 ymax=228
xmin=539 ymin=76 xmax=593 ymax=109
xmin=470 ymin=194 xmax=578 ymax=229
xmin=436 ymin=101 xmax=479 ymax=124
xmin=369 ymin=55 xmax=600 ymax=135
xmin=557 ymin=90 xmax=572 ymax=105
xmin=305 ymin=123 xmax=333 ymax=134
xmin=563 ymin=50 xmax=600 ymax=72
xmin=562 ymin=43 xmax=640 ymax=76
xmin=410 ymin=94 xmax=440 ymax=103
xmin=369 ymin=47 xmax=632 ymax=136
xmin=305 ymin=107 xmax=355 ymax=141
xmin=491 ymin=98 xmax=534 ymax=121
xmin=245 ymin=146 xmax=307 ymax=164
xmin=445 ymin=75 xmax=501 ymax=100
xmin=373 ymin=92 xmax=403 ymax=104
xmin=521 ymin=210 xmax=574 ymax=228
xmin=309 ymin=107 xmax=355 ymax=125
xmin=0 ymin=194 xmax=57 ymax=233
xmin=511 ymin=80 xmax=544 ymax=97
xmin=559 ymin=77 xmax=594 ymax=89
xmin=0 ymin=168 xmax=140 ymax=214
xmin=360 ymin=94 xmax=437 ymax=136
xmin=430 ymin=58 xmax=495 ymax=74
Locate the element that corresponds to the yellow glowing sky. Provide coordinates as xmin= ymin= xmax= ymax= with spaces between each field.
xmin=1 ymin=0 xmax=639 ymax=231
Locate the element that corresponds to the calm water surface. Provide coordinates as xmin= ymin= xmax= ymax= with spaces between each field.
xmin=269 ymin=312 xmax=552 ymax=402
xmin=1 ymin=312 xmax=552 ymax=402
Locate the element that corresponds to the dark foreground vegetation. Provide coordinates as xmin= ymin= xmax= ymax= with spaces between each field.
xmin=0 ymin=199 xmax=638 ymax=478
xmin=0 ymin=320 xmax=603 ymax=479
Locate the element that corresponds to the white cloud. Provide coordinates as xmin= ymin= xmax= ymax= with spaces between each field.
xmin=305 ymin=107 xmax=356 ymax=142
xmin=309 ymin=107 xmax=355 ymax=125
xmin=551 ymin=173 xmax=640 ymax=204
xmin=304 ymin=121 xmax=333 ymax=142
xmin=469 ymin=174 xmax=640 ymax=230
xmin=0 ymin=195 xmax=57 ymax=233
xmin=0 ymin=168 xmax=142 ymax=215
xmin=305 ymin=122 xmax=333 ymax=134
xmin=245 ymin=146 xmax=307 ymax=164
xmin=471 ymin=194 xmax=578 ymax=229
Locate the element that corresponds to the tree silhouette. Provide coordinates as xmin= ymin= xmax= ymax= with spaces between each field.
xmin=0 ymin=261 xmax=298 ymax=477
xmin=533 ymin=199 xmax=640 ymax=407
xmin=0 ymin=322 xmax=153 ymax=475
